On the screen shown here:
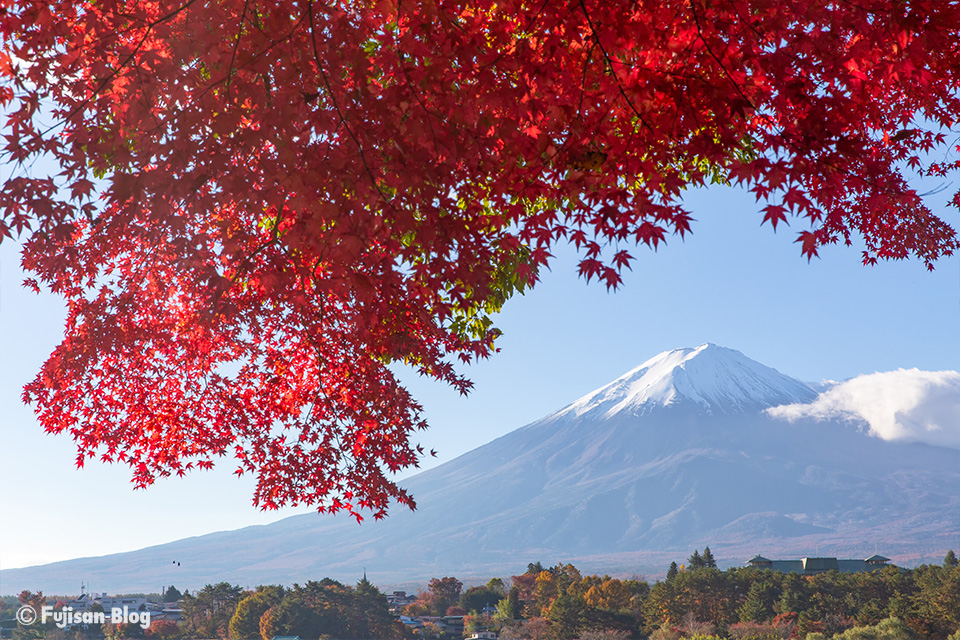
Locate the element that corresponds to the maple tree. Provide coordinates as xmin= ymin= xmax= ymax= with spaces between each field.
xmin=2 ymin=0 xmax=959 ymax=517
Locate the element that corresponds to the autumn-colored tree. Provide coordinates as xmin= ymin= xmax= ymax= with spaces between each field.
xmin=14 ymin=591 xmax=47 ymax=640
xmin=3 ymin=0 xmax=960 ymax=514
xmin=102 ymin=622 xmax=145 ymax=640
xmin=532 ymin=572 xmax=561 ymax=618
xmin=583 ymin=578 xmax=630 ymax=611
xmin=501 ymin=617 xmax=551 ymax=640
xmin=643 ymin=568 xmax=736 ymax=631
xmin=229 ymin=586 xmax=284 ymax=640
xmin=511 ymin=573 xmax=540 ymax=616
xmin=257 ymin=581 xmax=345 ymax=640
xmin=429 ymin=577 xmax=464 ymax=616
xmin=408 ymin=577 xmax=464 ymax=617
xmin=417 ymin=621 xmax=446 ymax=640
xmin=553 ymin=564 xmax=583 ymax=594
xmin=257 ymin=605 xmax=279 ymax=640
xmin=144 ymin=620 xmax=182 ymax=640
xmin=15 ymin=591 xmax=44 ymax=613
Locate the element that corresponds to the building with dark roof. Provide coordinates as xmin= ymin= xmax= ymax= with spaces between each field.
xmin=747 ymin=554 xmax=893 ymax=575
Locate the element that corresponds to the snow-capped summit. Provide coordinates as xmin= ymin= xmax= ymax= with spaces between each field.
xmin=562 ymin=343 xmax=817 ymax=417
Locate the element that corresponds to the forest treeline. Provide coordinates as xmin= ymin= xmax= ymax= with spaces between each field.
xmin=6 ymin=550 xmax=959 ymax=640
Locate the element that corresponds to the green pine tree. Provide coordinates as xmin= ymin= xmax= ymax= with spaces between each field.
xmin=775 ymin=588 xmax=802 ymax=616
xmin=702 ymin=546 xmax=717 ymax=569
xmin=162 ymin=586 xmax=183 ymax=603
xmin=546 ymin=593 xmax=584 ymax=640
xmin=944 ymin=550 xmax=958 ymax=568
xmin=737 ymin=582 xmax=769 ymax=622
xmin=352 ymin=576 xmax=395 ymax=639
xmin=666 ymin=562 xmax=679 ymax=581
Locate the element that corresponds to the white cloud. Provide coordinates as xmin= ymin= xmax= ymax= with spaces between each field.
xmin=768 ymin=368 xmax=960 ymax=449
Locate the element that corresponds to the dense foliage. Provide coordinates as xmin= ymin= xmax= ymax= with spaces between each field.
xmin=3 ymin=0 xmax=960 ymax=513
xmin=8 ymin=554 xmax=959 ymax=640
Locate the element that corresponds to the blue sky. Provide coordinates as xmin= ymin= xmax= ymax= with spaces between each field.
xmin=2 ymin=181 xmax=959 ymax=577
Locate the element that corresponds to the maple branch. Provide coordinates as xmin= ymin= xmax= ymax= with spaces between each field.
xmin=721 ymin=0 xmax=772 ymax=48
xmin=916 ymin=182 xmax=952 ymax=198
xmin=306 ymin=0 xmax=391 ymax=206
xmin=833 ymin=0 xmax=894 ymax=15
xmin=684 ymin=0 xmax=890 ymax=217
xmin=394 ymin=0 xmax=441 ymax=157
xmin=38 ymin=0 xmax=201 ymax=139
xmin=473 ymin=0 xmax=557 ymax=75
xmin=575 ymin=42 xmax=598 ymax=123
xmin=667 ymin=36 xmax=705 ymax=137
xmin=686 ymin=0 xmax=759 ymax=120
xmin=225 ymin=0 xmax=253 ymax=103
xmin=97 ymin=12 xmax=307 ymax=157
xmin=203 ymin=194 xmax=291 ymax=324
xmin=576 ymin=0 xmax=654 ymax=135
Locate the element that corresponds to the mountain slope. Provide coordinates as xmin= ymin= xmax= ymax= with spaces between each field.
xmin=4 ymin=344 xmax=958 ymax=593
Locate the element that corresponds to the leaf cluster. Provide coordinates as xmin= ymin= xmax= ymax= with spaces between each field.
xmin=3 ymin=0 xmax=960 ymax=511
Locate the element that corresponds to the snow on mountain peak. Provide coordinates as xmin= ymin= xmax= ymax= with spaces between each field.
xmin=560 ymin=343 xmax=817 ymax=417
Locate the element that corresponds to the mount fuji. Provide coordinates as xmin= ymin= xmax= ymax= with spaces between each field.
xmin=4 ymin=344 xmax=958 ymax=593
xmin=556 ymin=342 xmax=818 ymax=417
